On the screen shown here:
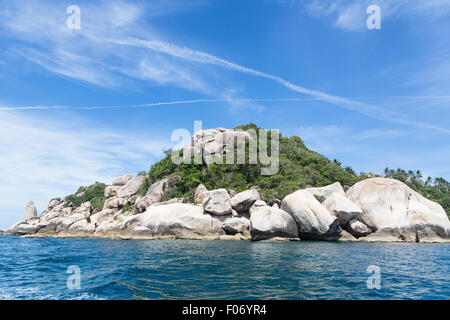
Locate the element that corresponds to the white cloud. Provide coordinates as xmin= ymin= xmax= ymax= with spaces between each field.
xmin=0 ymin=110 xmax=169 ymax=229
xmin=0 ymin=0 xmax=211 ymax=92
xmin=303 ymin=0 xmax=450 ymax=31
xmin=1 ymin=0 xmax=448 ymax=132
xmin=114 ymin=37 xmax=450 ymax=134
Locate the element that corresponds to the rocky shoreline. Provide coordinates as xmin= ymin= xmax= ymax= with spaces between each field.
xmin=2 ymin=176 xmax=450 ymax=243
xmin=2 ymin=127 xmax=450 ymax=243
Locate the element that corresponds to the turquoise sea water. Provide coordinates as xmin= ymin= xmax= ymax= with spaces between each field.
xmin=0 ymin=236 xmax=448 ymax=300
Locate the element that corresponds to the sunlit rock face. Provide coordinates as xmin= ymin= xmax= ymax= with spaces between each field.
xmin=347 ymin=178 xmax=450 ymax=240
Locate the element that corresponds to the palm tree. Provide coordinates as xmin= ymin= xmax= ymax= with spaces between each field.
xmin=416 ymin=170 xmax=422 ymax=180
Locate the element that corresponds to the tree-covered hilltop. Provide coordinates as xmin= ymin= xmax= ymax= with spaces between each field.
xmin=61 ymin=124 xmax=450 ymax=216
xmin=144 ymin=124 xmax=358 ymax=203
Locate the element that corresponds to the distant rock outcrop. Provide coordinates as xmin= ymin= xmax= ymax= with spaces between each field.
xmin=25 ymin=201 xmax=37 ymax=221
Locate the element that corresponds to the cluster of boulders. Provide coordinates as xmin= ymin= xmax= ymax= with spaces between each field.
xmin=1 ymin=172 xmax=180 ymax=239
xmin=2 ymin=127 xmax=449 ymax=242
xmin=182 ymin=127 xmax=253 ymax=166
xmin=3 ymin=174 xmax=450 ymax=242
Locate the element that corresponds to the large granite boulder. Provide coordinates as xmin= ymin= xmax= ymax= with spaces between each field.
xmin=73 ymin=201 xmax=92 ymax=218
xmin=90 ymin=209 xmax=116 ymax=227
xmin=305 ymin=182 xmax=345 ymax=198
xmin=202 ymin=189 xmax=232 ymax=215
xmin=104 ymin=185 xmax=121 ymax=198
xmin=47 ymin=199 xmax=60 ymax=211
xmin=231 ymin=189 xmax=261 ymax=212
xmin=323 ymin=193 xmax=363 ymax=225
xmin=117 ymin=175 xmax=146 ymax=199
xmin=66 ymin=219 xmax=96 ymax=234
xmin=222 ymin=217 xmax=250 ymax=235
xmin=112 ymin=174 xmax=134 ymax=186
xmin=188 ymin=128 xmax=253 ymax=167
xmin=122 ymin=203 xmax=224 ymax=238
xmin=5 ymin=221 xmax=36 ymax=235
xmin=346 ymin=219 xmax=372 ymax=238
xmin=203 ymin=139 xmax=224 ymax=166
xmin=25 ymin=201 xmax=38 ymax=221
xmin=281 ymin=190 xmax=341 ymax=240
xmin=194 ymin=184 xmax=208 ymax=204
xmin=145 ymin=176 xmax=181 ymax=203
xmin=250 ymin=205 xmax=298 ymax=241
xmin=346 ymin=178 xmax=450 ymax=240
xmin=103 ymin=196 xmax=127 ymax=210
xmin=249 ymin=200 xmax=267 ymax=214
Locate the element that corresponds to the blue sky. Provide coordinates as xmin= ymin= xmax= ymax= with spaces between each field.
xmin=0 ymin=0 xmax=449 ymax=228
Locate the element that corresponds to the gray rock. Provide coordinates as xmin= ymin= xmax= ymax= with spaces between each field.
xmin=346 ymin=219 xmax=372 ymax=238
xmin=347 ymin=178 xmax=450 ymax=239
xmin=323 ymin=193 xmax=363 ymax=225
xmin=153 ymin=198 xmax=184 ymax=206
xmin=339 ymin=230 xmax=358 ymax=241
xmin=104 ymin=185 xmax=121 ymax=198
xmin=103 ymin=197 xmax=127 ymax=209
xmin=189 ymin=128 xmax=253 ymax=167
xmin=267 ymin=198 xmax=281 ymax=208
xmin=25 ymin=201 xmax=37 ymax=221
xmin=194 ymin=184 xmax=208 ymax=204
xmin=5 ymin=221 xmax=36 ymax=235
xmin=112 ymin=174 xmax=134 ymax=186
xmin=202 ymin=189 xmax=232 ymax=215
xmin=117 ymin=175 xmax=146 ymax=198
xmin=47 ymin=199 xmax=60 ymax=210
xmin=145 ymin=176 xmax=181 ymax=203
xmin=66 ymin=219 xmax=95 ymax=233
xmin=281 ymin=190 xmax=341 ymax=240
xmin=231 ymin=189 xmax=261 ymax=212
xmin=73 ymin=201 xmax=92 ymax=218
xmin=250 ymin=206 xmax=298 ymax=241
xmin=122 ymin=203 xmax=225 ymax=238
xmin=222 ymin=217 xmax=250 ymax=235
xmin=249 ymin=200 xmax=267 ymax=214
xmin=305 ymin=182 xmax=345 ymax=198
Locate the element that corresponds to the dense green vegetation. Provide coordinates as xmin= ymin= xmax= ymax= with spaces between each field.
xmin=145 ymin=124 xmax=359 ymax=203
xmin=62 ymin=124 xmax=450 ymax=217
xmin=64 ymin=182 xmax=106 ymax=212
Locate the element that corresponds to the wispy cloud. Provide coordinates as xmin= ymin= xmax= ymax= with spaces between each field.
xmin=303 ymin=0 xmax=450 ymax=31
xmin=1 ymin=0 xmax=448 ymax=132
xmin=0 ymin=0 xmax=211 ymax=92
xmin=113 ymin=37 xmax=450 ymax=134
xmin=0 ymin=110 xmax=169 ymax=228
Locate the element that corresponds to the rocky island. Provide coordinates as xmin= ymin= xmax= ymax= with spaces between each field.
xmin=2 ymin=125 xmax=450 ymax=243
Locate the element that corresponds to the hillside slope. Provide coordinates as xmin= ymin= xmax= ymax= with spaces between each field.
xmin=61 ymin=124 xmax=450 ymax=216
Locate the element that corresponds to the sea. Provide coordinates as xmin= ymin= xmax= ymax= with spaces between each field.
xmin=0 ymin=236 xmax=448 ymax=300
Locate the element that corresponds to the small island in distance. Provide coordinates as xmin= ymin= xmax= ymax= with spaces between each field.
xmin=2 ymin=124 xmax=449 ymax=243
